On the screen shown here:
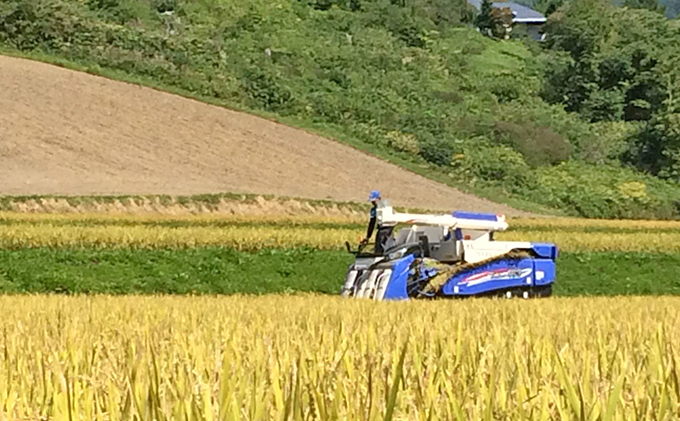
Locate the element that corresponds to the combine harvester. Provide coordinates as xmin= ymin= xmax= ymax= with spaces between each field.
xmin=342 ymin=202 xmax=558 ymax=300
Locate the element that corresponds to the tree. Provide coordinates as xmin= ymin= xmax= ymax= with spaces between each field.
xmin=489 ymin=7 xmax=514 ymax=38
xmin=541 ymin=0 xmax=677 ymax=124
xmin=532 ymin=0 xmax=564 ymax=16
xmin=541 ymin=0 xmax=614 ymax=118
xmin=626 ymin=112 xmax=680 ymax=180
xmin=544 ymin=0 xmax=564 ymax=15
xmin=476 ymin=0 xmax=494 ymax=35
xmin=475 ymin=0 xmax=512 ymax=38
xmin=624 ymin=0 xmax=666 ymax=14
xmin=625 ymin=51 xmax=680 ymax=180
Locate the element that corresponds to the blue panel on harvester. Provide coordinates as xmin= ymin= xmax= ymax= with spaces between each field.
xmin=382 ymin=254 xmax=415 ymax=300
xmin=532 ymin=259 xmax=556 ymax=286
xmin=452 ymin=211 xmax=499 ymax=221
xmin=531 ymin=243 xmax=559 ymax=259
xmin=441 ymin=258 xmax=535 ymax=296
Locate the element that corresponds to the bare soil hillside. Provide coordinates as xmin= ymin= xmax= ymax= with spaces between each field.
xmin=0 ymin=55 xmax=528 ymax=215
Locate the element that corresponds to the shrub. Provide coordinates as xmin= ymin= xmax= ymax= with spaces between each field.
xmin=493 ymin=121 xmax=571 ymax=167
xmin=452 ymin=143 xmax=536 ymax=190
xmin=528 ymin=162 xmax=680 ymax=219
xmin=581 ymin=88 xmax=626 ymax=122
xmin=418 ymin=136 xmax=453 ymax=166
xmin=488 ymin=76 xmax=522 ymax=103
xmin=578 ymin=120 xmax=638 ymax=164
xmin=242 ymin=67 xmax=297 ymax=113
xmin=432 ymin=90 xmax=464 ymax=104
xmin=384 ymin=131 xmax=420 ymax=155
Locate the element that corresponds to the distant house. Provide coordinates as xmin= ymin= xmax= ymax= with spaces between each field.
xmin=468 ymin=0 xmax=547 ymax=41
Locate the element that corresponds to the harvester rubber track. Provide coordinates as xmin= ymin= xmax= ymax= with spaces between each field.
xmin=417 ymin=249 xmax=534 ymax=297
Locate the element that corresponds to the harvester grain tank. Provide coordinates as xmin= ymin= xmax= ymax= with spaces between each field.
xmin=341 ymin=202 xmax=557 ymax=300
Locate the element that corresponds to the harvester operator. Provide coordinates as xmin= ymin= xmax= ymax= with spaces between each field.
xmin=361 ymin=190 xmax=393 ymax=254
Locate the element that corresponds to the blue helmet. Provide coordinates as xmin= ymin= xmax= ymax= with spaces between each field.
xmin=368 ymin=190 xmax=381 ymax=202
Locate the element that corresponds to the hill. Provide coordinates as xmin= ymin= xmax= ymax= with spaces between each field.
xmin=1 ymin=0 xmax=680 ymax=218
xmin=0 ymin=55 xmax=529 ymax=214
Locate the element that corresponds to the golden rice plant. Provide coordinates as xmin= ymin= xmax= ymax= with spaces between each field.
xmin=497 ymin=230 xmax=680 ymax=253
xmin=0 ymin=295 xmax=678 ymax=420
xmin=1 ymin=212 xmax=679 ymax=252
xmin=0 ymin=223 xmax=359 ymax=250
xmin=0 ymin=211 xmax=364 ymax=226
xmin=5 ymin=212 xmax=680 ymax=230
xmin=511 ymin=217 xmax=680 ymax=230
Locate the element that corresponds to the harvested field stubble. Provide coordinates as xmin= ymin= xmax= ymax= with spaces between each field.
xmin=0 ymin=296 xmax=679 ymax=420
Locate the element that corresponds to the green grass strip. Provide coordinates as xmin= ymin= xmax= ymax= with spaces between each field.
xmin=0 ymin=248 xmax=678 ymax=296
xmin=0 ymin=248 xmax=350 ymax=295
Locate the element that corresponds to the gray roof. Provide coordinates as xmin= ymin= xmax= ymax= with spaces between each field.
xmin=468 ymin=0 xmax=547 ymax=23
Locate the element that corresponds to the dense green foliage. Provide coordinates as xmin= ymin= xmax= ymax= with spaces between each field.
xmin=0 ymin=247 xmax=678 ymax=295
xmin=542 ymin=0 xmax=680 ymax=179
xmin=526 ymin=0 xmax=680 ymax=18
xmin=1 ymin=0 xmax=680 ymax=218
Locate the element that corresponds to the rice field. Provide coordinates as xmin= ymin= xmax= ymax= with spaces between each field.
xmin=1 ymin=295 xmax=679 ymax=420
xmin=1 ymin=211 xmax=679 ymax=419
xmin=1 ymin=212 xmax=679 ymax=252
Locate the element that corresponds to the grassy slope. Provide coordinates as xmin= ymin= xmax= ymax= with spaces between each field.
xmin=0 ymin=47 xmax=555 ymax=216
xmin=2 ymin=0 xmax=679 ymax=218
xmin=1 ymin=248 xmax=678 ymax=296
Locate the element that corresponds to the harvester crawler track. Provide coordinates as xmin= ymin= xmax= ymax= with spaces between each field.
xmin=417 ymin=250 xmax=534 ymax=297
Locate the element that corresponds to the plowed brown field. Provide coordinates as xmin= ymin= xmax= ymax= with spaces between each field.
xmin=0 ymin=55 xmax=527 ymax=215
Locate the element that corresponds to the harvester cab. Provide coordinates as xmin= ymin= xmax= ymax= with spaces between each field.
xmin=341 ymin=203 xmax=557 ymax=300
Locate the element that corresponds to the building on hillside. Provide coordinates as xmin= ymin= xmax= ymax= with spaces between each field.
xmin=468 ymin=0 xmax=547 ymax=41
